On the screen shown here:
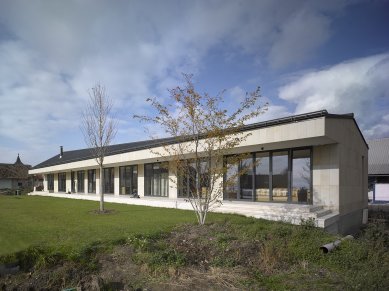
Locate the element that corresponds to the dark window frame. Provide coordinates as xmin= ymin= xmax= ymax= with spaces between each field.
xmin=103 ymin=167 xmax=115 ymax=194
xmin=144 ymin=162 xmax=169 ymax=197
xmin=77 ymin=170 xmax=85 ymax=193
xmin=223 ymin=147 xmax=312 ymax=204
xmin=88 ymin=169 xmax=96 ymax=193
xmin=119 ymin=165 xmax=138 ymax=195
xmin=47 ymin=174 xmax=54 ymax=192
xmin=58 ymin=172 xmax=66 ymax=192
xmin=177 ymin=159 xmax=211 ymax=198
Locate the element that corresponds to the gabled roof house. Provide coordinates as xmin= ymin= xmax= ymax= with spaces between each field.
xmin=0 ymin=155 xmax=31 ymax=190
xmin=29 ymin=110 xmax=368 ymax=234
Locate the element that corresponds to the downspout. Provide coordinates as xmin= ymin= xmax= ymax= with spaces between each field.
xmin=320 ymin=235 xmax=354 ymax=253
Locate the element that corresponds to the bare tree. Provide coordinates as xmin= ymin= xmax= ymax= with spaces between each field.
xmin=135 ymin=74 xmax=267 ymax=224
xmin=81 ymin=84 xmax=117 ymax=212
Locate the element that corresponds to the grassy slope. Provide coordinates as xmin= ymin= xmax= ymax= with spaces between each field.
xmin=0 ymin=195 xmax=200 ymax=255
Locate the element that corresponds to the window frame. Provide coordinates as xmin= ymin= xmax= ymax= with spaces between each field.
xmin=223 ymin=147 xmax=312 ymax=204
xmin=119 ymin=165 xmax=138 ymax=195
xmin=144 ymin=162 xmax=169 ymax=197
xmin=87 ymin=169 xmax=96 ymax=193
xmin=58 ymin=172 xmax=66 ymax=192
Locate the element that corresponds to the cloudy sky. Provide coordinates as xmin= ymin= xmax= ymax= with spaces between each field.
xmin=1 ymin=0 xmax=388 ymax=166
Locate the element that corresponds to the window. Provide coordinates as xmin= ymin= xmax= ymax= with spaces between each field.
xmin=144 ymin=162 xmax=169 ymax=197
xmin=103 ymin=167 xmax=114 ymax=194
xmin=88 ymin=169 xmax=96 ymax=193
xmin=224 ymin=156 xmax=254 ymax=200
xmin=119 ymin=165 xmax=138 ymax=195
xmin=178 ymin=159 xmax=210 ymax=198
xmin=255 ymin=152 xmax=270 ymax=201
xmin=47 ymin=174 xmax=54 ymax=192
xmin=292 ymin=149 xmax=311 ymax=203
xmin=240 ymin=157 xmax=254 ymax=200
xmin=77 ymin=171 xmax=85 ymax=193
xmin=224 ymin=148 xmax=312 ymax=204
xmin=224 ymin=156 xmax=239 ymax=200
xmin=272 ymin=151 xmax=289 ymax=202
xmin=71 ymin=172 xmax=75 ymax=193
xmin=58 ymin=172 xmax=66 ymax=192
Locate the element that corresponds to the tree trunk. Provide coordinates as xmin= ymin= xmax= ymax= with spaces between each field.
xmin=99 ymin=165 xmax=104 ymax=212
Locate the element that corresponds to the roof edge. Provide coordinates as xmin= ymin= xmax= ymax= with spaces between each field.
xmin=31 ymin=109 xmax=366 ymax=170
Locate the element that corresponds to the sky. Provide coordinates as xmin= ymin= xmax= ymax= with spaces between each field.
xmin=0 ymin=0 xmax=388 ymax=166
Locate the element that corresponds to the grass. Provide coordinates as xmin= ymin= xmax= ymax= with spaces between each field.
xmin=0 ymin=195 xmax=200 ymax=256
xmin=1 ymin=195 xmax=388 ymax=290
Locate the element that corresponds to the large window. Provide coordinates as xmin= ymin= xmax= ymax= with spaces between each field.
xmin=255 ymin=152 xmax=270 ymax=201
xmin=77 ymin=171 xmax=85 ymax=193
xmin=88 ymin=169 xmax=96 ymax=193
xmin=224 ymin=148 xmax=312 ymax=204
xmin=58 ymin=172 xmax=66 ymax=192
xmin=145 ymin=162 xmax=169 ymax=197
xmin=178 ymin=160 xmax=210 ymax=198
xmin=103 ymin=167 xmax=114 ymax=194
xmin=47 ymin=174 xmax=54 ymax=192
xmin=119 ymin=165 xmax=138 ymax=195
xmin=272 ymin=151 xmax=289 ymax=202
xmin=224 ymin=156 xmax=254 ymax=200
xmin=292 ymin=149 xmax=311 ymax=203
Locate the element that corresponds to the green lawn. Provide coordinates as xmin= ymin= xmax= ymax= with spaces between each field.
xmin=0 ymin=195 xmax=202 ymax=256
xmin=1 ymin=195 xmax=388 ymax=289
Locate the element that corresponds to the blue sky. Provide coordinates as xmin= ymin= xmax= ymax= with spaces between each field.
xmin=0 ymin=0 xmax=388 ymax=166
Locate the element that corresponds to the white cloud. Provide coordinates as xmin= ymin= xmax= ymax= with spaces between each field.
xmin=279 ymin=53 xmax=389 ymax=138
xmin=0 ymin=0 xmax=363 ymax=164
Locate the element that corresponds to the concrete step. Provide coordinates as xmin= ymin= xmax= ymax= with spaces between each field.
xmin=315 ymin=209 xmax=332 ymax=218
xmin=316 ymin=212 xmax=339 ymax=228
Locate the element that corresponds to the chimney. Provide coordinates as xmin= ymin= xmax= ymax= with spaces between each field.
xmin=60 ymin=146 xmax=63 ymax=158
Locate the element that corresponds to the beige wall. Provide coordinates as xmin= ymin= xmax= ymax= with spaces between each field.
xmin=326 ymin=119 xmax=368 ymax=214
xmin=312 ymin=144 xmax=340 ymax=211
xmin=138 ymin=164 xmax=144 ymax=197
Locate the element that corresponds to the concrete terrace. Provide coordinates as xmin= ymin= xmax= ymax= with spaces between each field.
xmin=28 ymin=191 xmax=339 ymax=231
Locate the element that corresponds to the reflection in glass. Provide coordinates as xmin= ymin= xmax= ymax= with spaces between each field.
xmin=255 ymin=152 xmax=270 ymax=201
xmin=120 ymin=165 xmax=138 ymax=195
xmin=292 ymin=149 xmax=311 ymax=203
xmin=47 ymin=174 xmax=54 ymax=192
xmin=103 ymin=168 xmax=114 ymax=194
xmin=272 ymin=151 xmax=288 ymax=202
xmin=145 ymin=162 xmax=169 ymax=197
xmin=58 ymin=172 xmax=66 ymax=192
xmin=240 ymin=158 xmax=253 ymax=200
xmin=225 ymin=157 xmax=239 ymax=199
xmin=77 ymin=171 xmax=85 ymax=193
xmin=88 ymin=169 xmax=96 ymax=193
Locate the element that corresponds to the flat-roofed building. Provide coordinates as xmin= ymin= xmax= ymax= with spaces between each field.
xmin=29 ymin=110 xmax=368 ymax=234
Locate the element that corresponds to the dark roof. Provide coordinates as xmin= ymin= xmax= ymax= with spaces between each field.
xmin=32 ymin=110 xmax=364 ymax=170
xmin=368 ymin=138 xmax=389 ymax=175
xmin=0 ymin=155 xmax=31 ymax=179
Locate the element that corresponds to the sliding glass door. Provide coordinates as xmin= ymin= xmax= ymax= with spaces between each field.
xmin=119 ymin=165 xmax=138 ymax=195
xmin=145 ymin=162 xmax=169 ymax=197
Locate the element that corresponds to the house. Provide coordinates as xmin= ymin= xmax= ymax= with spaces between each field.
xmin=368 ymin=137 xmax=389 ymax=202
xmin=0 ymin=154 xmax=31 ymax=191
xmin=29 ymin=110 xmax=368 ymax=234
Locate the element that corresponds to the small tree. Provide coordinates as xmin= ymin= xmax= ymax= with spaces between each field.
xmin=81 ymin=84 xmax=117 ymax=212
xmin=135 ymin=75 xmax=267 ymax=224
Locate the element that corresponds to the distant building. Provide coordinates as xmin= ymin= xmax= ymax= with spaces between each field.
xmin=0 ymin=155 xmax=31 ymax=190
xmin=368 ymin=138 xmax=389 ymax=202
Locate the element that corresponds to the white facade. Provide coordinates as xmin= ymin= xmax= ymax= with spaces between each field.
xmin=29 ymin=112 xmax=369 ymax=234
